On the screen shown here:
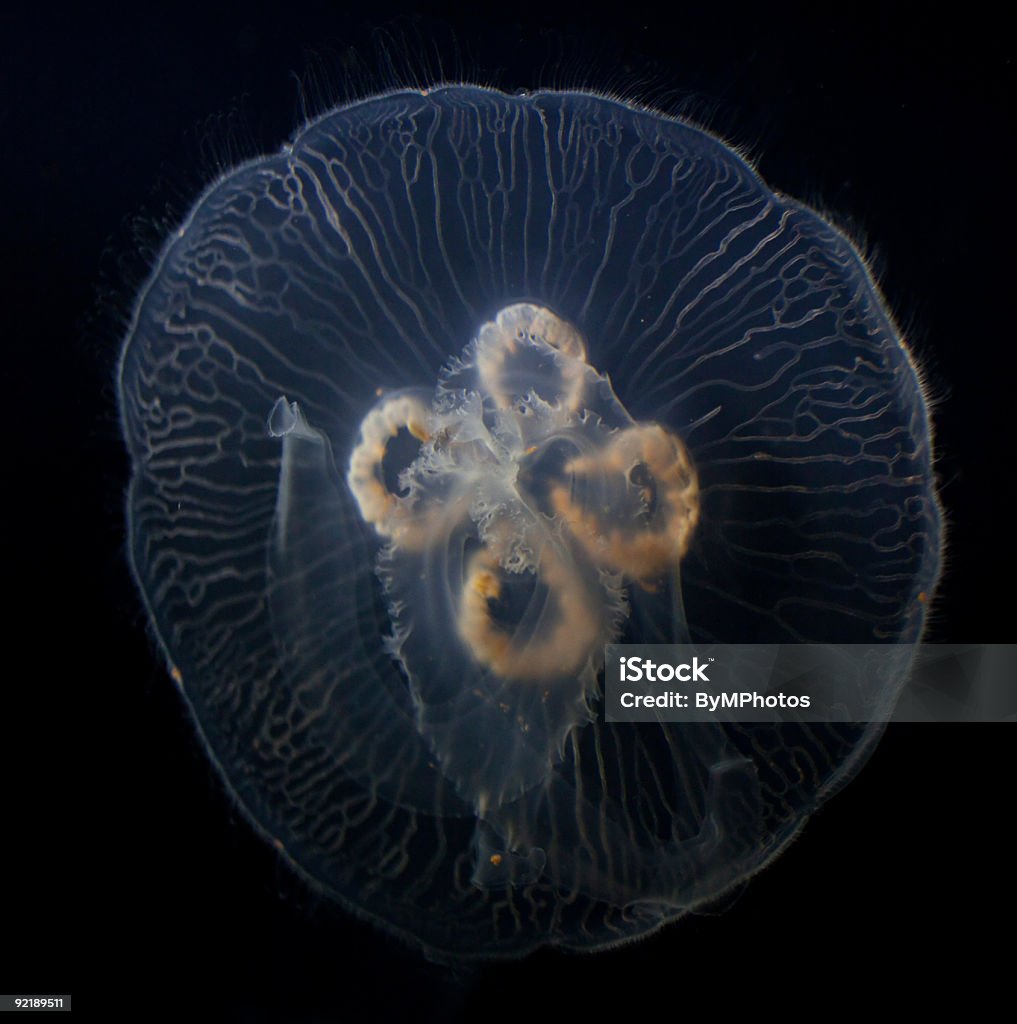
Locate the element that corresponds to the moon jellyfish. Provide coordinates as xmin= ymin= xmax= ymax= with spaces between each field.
xmin=118 ymin=86 xmax=941 ymax=957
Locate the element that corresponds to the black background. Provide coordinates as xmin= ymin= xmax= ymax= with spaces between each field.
xmin=5 ymin=2 xmax=1014 ymax=1018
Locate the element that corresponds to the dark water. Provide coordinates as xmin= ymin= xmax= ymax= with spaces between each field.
xmin=5 ymin=2 xmax=1012 ymax=1017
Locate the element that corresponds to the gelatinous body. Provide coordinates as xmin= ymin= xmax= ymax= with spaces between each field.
xmin=118 ymin=86 xmax=941 ymax=958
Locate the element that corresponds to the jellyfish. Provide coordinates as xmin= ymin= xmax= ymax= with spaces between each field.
xmin=117 ymin=86 xmax=942 ymax=958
